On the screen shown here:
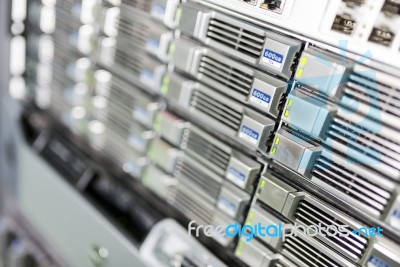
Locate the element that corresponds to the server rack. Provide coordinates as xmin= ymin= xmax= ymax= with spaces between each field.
xmin=1 ymin=0 xmax=400 ymax=267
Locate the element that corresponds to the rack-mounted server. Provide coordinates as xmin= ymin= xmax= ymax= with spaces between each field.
xmin=3 ymin=0 xmax=400 ymax=266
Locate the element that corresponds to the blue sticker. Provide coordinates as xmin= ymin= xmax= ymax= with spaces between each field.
xmin=228 ymin=167 xmax=246 ymax=182
xmin=152 ymin=4 xmax=166 ymax=16
xmin=240 ymin=126 xmax=260 ymax=145
xmin=392 ymin=209 xmax=400 ymax=218
xmin=262 ymin=49 xmax=284 ymax=68
xmin=250 ymin=88 xmax=271 ymax=108
xmin=219 ymin=197 xmax=237 ymax=217
xmin=368 ymin=256 xmax=391 ymax=267
xmin=140 ymin=70 xmax=154 ymax=80
xmin=147 ymin=38 xmax=160 ymax=49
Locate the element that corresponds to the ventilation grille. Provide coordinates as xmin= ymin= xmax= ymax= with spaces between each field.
xmin=198 ymin=56 xmax=253 ymax=97
xmin=342 ymin=74 xmax=400 ymax=129
xmin=102 ymin=140 xmax=132 ymax=165
xmin=111 ymin=75 xmax=153 ymax=104
xmin=283 ymin=235 xmax=341 ymax=267
xmin=206 ymin=18 xmax=264 ymax=59
xmin=109 ymin=86 xmax=136 ymax=110
xmin=53 ymin=43 xmax=81 ymax=66
xmin=328 ymin=115 xmax=400 ymax=175
xmin=186 ymin=131 xmax=231 ymax=171
xmin=51 ymin=68 xmax=70 ymax=89
xmin=283 ymin=125 xmax=320 ymax=147
xmin=49 ymin=93 xmax=70 ymax=116
xmin=121 ymin=0 xmax=152 ymax=12
xmin=176 ymin=158 xmax=222 ymax=200
xmin=104 ymin=127 xmax=130 ymax=148
xmin=172 ymin=189 xmax=214 ymax=224
xmin=274 ymin=261 xmax=292 ymax=267
xmin=107 ymin=86 xmax=137 ymax=120
xmin=101 ymin=102 xmax=132 ymax=133
xmin=191 ymin=90 xmax=243 ymax=131
xmin=56 ymin=0 xmax=75 ymax=15
xmin=117 ymin=16 xmax=148 ymax=46
xmin=53 ymin=52 xmax=74 ymax=71
xmin=103 ymin=115 xmax=130 ymax=138
xmin=55 ymin=11 xmax=80 ymax=32
xmin=115 ymin=49 xmax=143 ymax=75
xmin=101 ymin=78 xmax=149 ymax=131
xmin=312 ymin=156 xmax=391 ymax=215
xmin=294 ymin=200 xmax=369 ymax=260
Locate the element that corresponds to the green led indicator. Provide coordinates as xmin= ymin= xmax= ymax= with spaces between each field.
xmin=176 ymin=7 xmax=183 ymax=24
xmin=169 ymin=43 xmax=177 ymax=59
xmin=284 ymin=109 xmax=290 ymax=117
xmin=153 ymin=114 xmax=162 ymax=131
xmin=275 ymin=137 xmax=280 ymax=145
xmin=161 ymin=76 xmax=170 ymax=94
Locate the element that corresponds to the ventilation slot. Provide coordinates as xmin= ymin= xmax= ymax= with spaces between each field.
xmin=312 ymin=156 xmax=391 ymax=215
xmin=341 ymin=74 xmax=400 ymax=132
xmin=102 ymin=79 xmax=150 ymax=132
xmin=294 ymin=200 xmax=369 ymax=260
xmin=117 ymin=16 xmax=149 ymax=46
xmin=207 ymin=18 xmax=264 ymax=59
xmin=274 ymin=262 xmax=292 ymax=267
xmin=56 ymin=1 xmax=75 ymax=17
xmin=114 ymin=49 xmax=143 ymax=75
xmin=198 ymin=56 xmax=253 ymax=97
xmin=172 ymin=189 xmax=214 ymax=224
xmin=49 ymin=95 xmax=70 ymax=116
xmin=104 ymin=127 xmax=130 ymax=150
xmin=107 ymin=87 xmax=137 ymax=118
xmin=283 ymin=236 xmax=341 ymax=267
xmin=55 ymin=12 xmax=80 ymax=32
xmin=121 ymin=0 xmax=153 ymax=12
xmin=53 ymin=52 xmax=76 ymax=71
xmin=186 ymin=131 xmax=231 ymax=171
xmin=191 ymin=90 xmax=243 ymax=131
xmin=51 ymin=69 xmax=71 ymax=89
xmin=109 ymin=87 xmax=136 ymax=112
xmin=103 ymin=116 xmax=130 ymax=138
xmin=111 ymin=75 xmax=153 ymax=109
xmin=328 ymin=116 xmax=400 ymax=173
xmin=53 ymin=45 xmax=79 ymax=66
xmin=283 ymin=125 xmax=320 ymax=147
xmin=102 ymin=99 xmax=133 ymax=131
xmin=102 ymin=141 xmax=135 ymax=166
xmin=177 ymin=159 xmax=222 ymax=200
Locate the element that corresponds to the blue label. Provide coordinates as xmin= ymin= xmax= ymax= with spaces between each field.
xmin=252 ymin=89 xmax=271 ymax=104
xmin=263 ymin=49 xmax=284 ymax=63
xmin=368 ymin=256 xmax=391 ymax=267
xmin=152 ymin=4 xmax=166 ymax=15
xmin=392 ymin=209 xmax=400 ymax=218
xmin=124 ymin=161 xmax=141 ymax=177
xmin=241 ymin=126 xmax=259 ymax=141
xmin=220 ymin=197 xmax=237 ymax=211
xmin=141 ymin=70 xmax=154 ymax=80
xmin=147 ymin=38 xmax=160 ymax=48
xmin=128 ymin=134 xmax=146 ymax=153
xmin=228 ymin=167 xmax=246 ymax=182
xmin=133 ymin=107 xmax=150 ymax=125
